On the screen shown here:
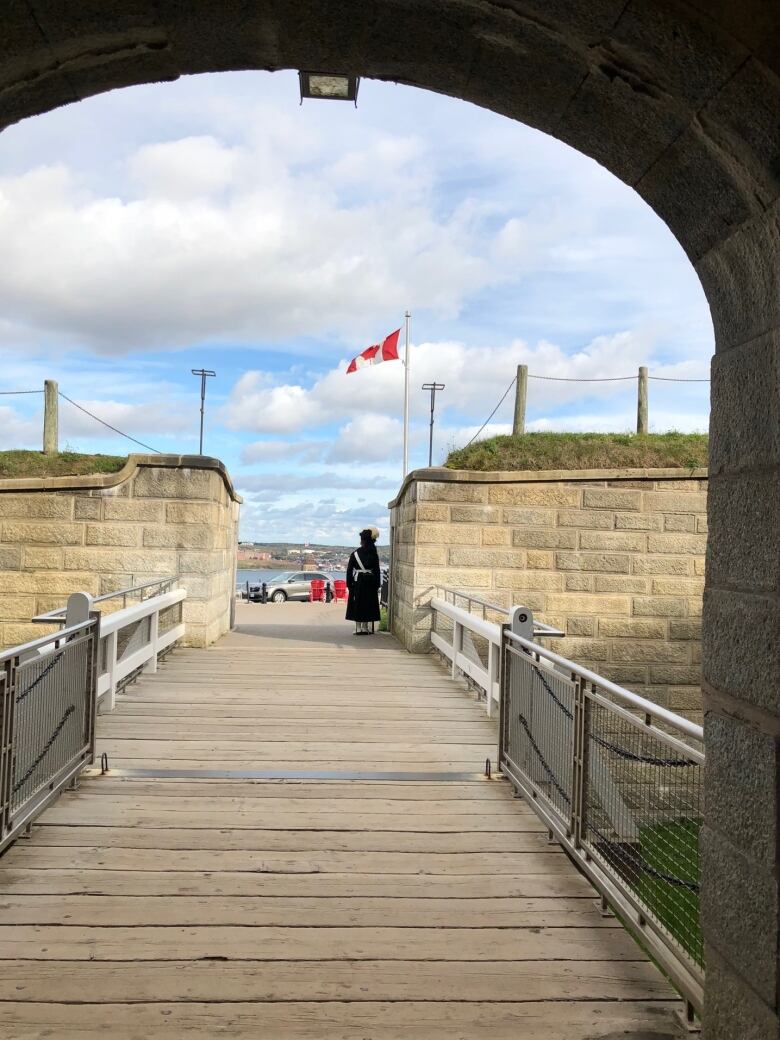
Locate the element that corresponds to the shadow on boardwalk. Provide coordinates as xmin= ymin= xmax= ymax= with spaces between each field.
xmin=0 ymin=602 xmax=682 ymax=1038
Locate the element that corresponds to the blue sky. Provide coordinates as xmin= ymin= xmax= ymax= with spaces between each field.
xmin=0 ymin=71 xmax=713 ymax=544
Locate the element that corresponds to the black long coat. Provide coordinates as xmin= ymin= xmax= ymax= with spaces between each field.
xmin=345 ymin=546 xmax=381 ymax=622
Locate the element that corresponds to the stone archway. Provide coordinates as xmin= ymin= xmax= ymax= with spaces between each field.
xmin=2 ymin=4 xmax=778 ymax=1034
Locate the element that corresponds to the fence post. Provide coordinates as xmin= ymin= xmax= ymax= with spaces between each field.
xmin=637 ymin=366 xmax=648 ymax=434
xmin=43 ymin=380 xmax=58 ymax=455
xmin=513 ymin=365 xmax=528 ymax=436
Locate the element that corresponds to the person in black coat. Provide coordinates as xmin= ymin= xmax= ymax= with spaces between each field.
xmin=346 ymin=527 xmax=381 ymax=635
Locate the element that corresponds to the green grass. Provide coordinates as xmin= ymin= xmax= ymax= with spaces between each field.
xmin=379 ymin=607 xmax=389 ymax=632
xmin=445 ymin=432 xmax=709 ymax=472
xmin=0 ymin=450 xmax=127 ymax=479
xmin=638 ymin=819 xmax=702 ymax=966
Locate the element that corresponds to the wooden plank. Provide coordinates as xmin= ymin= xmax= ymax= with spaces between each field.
xmin=34 ymin=811 xmax=541 ymax=834
xmin=111 ymin=704 xmax=483 ymax=719
xmin=0 ymin=870 xmax=594 ymax=898
xmin=94 ymin=740 xmax=497 ymax=756
xmin=92 ymin=759 xmax=498 ymax=771
xmin=0 ymin=1001 xmax=681 ymax=1039
xmin=0 ymin=847 xmax=568 ymax=874
xmin=43 ymin=794 xmax=528 ymax=815
xmin=0 ymin=958 xmax=670 ymax=1002
xmin=0 ymin=895 xmax=608 ymax=928
xmin=0 ymin=924 xmax=647 ymax=961
xmin=26 ymin=825 xmax=545 ymax=850
xmin=95 ymin=723 xmax=498 ymax=742
xmin=65 ymin=779 xmax=517 ymax=800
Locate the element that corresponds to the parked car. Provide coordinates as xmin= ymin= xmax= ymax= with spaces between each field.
xmin=249 ymin=571 xmax=333 ymax=603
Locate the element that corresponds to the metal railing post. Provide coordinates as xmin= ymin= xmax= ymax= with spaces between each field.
xmin=496 ymin=621 xmax=509 ymax=774
xmin=572 ymin=674 xmax=587 ymax=848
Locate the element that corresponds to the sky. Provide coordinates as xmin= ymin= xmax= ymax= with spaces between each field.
xmin=0 ymin=70 xmax=713 ymax=545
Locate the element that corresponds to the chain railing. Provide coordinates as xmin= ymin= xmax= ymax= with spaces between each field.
xmin=499 ymin=610 xmax=704 ymax=1021
xmin=0 ymin=617 xmax=99 ymax=854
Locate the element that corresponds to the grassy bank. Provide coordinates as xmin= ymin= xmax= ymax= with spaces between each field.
xmin=0 ymin=450 xmax=127 ymax=479
xmin=445 ymin=432 xmax=708 ymax=472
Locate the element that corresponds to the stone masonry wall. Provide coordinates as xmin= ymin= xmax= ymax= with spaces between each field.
xmin=389 ymin=468 xmax=707 ymax=720
xmin=0 ymin=455 xmax=241 ymax=650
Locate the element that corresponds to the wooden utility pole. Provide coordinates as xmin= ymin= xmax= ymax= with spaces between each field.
xmin=637 ymin=367 xmax=648 ymax=434
xmin=43 ymin=379 xmax=58 ymax=455
xmin=513 ymin=364 xmax=528 ymax=436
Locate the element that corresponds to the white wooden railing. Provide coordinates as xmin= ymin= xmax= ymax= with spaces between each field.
xmin=429 ymin=594 xmax=562 ymax=717
xmin=33 ymin=578 xmax=186 ymax=712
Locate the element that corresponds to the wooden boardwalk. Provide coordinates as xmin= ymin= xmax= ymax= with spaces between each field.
xmin=0 ymin=602 xmax=681 ymax=1038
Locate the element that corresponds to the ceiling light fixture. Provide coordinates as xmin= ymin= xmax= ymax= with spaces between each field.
xmin=298 ymin=72 xmax=360 ymax=105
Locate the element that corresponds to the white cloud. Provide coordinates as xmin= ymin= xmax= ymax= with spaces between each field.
xmin=239 ymin=495 xmax=390 ymax=545
xmin=240 ymin=439 xmax=324 ymax=464
xmin=130 ymin=136 xmax=240 ymax=199
xmin=226 ymin=374 xmax=325 ymax=435
xmin=327 ymin=414 xmax=404 ymax=463
xmin=0 ymin=126 xmax=495 ymax=353
xmin=239 ymin=471 xmax=397 ymax=494
xmin=0 ymin=405 xmax=40 ymax=449
xmin=58 ymin=398 xmax=192 ymax=441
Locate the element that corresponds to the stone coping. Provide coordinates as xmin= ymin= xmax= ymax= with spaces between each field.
xmin=387 ymin=465 xmax=709 ymax=508
xmin=0 ymin=453 xmax=243 ymax=502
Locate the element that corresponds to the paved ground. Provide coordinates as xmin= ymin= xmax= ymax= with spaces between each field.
xmin=0 ymin=602 xmax=681 ymax=1038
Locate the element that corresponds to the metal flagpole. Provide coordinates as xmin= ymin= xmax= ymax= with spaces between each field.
xmin=403 ymin=311 xmax=411 ymax=477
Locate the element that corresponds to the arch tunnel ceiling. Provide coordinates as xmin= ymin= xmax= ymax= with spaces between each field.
xmin=1 ymin=0 xmax=778 ymax=353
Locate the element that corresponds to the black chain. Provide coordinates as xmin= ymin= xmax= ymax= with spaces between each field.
xmin=12 ymin=705 xmax=76 ymax=794
xmin=516 ymin=713 xmax=571 ymax=805
xmin=530 ymin=661 xmax=696 ymax=767
xmin=16 ymin=652 xmax=65 ymax=704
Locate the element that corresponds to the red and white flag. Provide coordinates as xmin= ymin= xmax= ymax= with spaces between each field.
xmin=346 ymin=328 xmax=401 ymax=373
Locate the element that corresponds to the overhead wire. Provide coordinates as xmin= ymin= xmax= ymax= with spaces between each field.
xmin=464 ymin=375 xmax=517 ymax=448
xmin=57 ymin=391 xmax=162 ymax=454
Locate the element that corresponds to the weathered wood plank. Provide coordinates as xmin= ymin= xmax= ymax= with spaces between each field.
xmin=0 ymin=1001 xmax=681 ymax=1039
xmin=0 ymin=895 xmax=608 ymax=928
xmin=67 ymin=779 xmax=520 ymax=801
xmin=43 ymin=794 xmax=529 ymax=815
xmin=28 ymin=825 xmax=545 ymax=849
xmin=0 ymin=870 xmax=593 ymax=899
xmin=0 ymin=847 xmax=568 ymax=874
xmin=0 ymin=924 xmax=646 ymax=961
xmin=0 ymin=959 xmax=669 ymax=1002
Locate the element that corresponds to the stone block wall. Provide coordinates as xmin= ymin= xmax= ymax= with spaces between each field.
xmin=0 ymin=455 xmax=241 ymax=649
xmin=389 ymin=467 xmax=707 ymax=718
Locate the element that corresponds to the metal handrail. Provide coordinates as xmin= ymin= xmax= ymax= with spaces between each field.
xmin=0 ymin=619 xmax=99 ymax=659
xmin=506 ymin=628 xmax=703 ymax=744
xmin=499 ymin=619 xmax=705 ymax=1017
xmin=433 ymin=585 xmax=564 ymax=638
xmin=32 ymin=576 xmax=178 ymax=623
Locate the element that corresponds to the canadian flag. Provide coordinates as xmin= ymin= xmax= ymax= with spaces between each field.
xmin=346 ymin=328 xmax=401 ymax=373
